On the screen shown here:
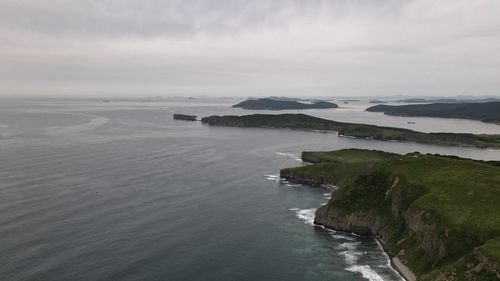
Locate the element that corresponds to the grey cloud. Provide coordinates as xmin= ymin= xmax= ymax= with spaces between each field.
xmin=0 ymin=0 xmax=323 ymax=37
xmin=0 ymin=0 xmax=499 ymax=97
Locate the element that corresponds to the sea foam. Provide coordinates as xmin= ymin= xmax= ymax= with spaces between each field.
xmin=339 ymin=241 xmax=387 ymax=281
xmin=264 ymin=174 xmax=281 ymax=182
xmin=346 ymin=265 xmax=385 ymax=281
xmin=290 ymin=208 xmax=316 ymax=226
xmin=264 ymin=174 xmax=300 ymax=187
xmin=275 ymin=152 xmax=302 ymax=162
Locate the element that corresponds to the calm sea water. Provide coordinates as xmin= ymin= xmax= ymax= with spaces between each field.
xmin=1 ymin=98 xmax=500 ymax=281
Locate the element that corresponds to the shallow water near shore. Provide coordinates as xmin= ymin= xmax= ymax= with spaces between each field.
xmin=1 ymin=98 xmax=500 ymax=281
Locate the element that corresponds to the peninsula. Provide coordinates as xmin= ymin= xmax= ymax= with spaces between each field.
xmin=367 ymin=102 xmax=500 ymax=123
xmin=280 ymin=149 xmax=500 ymax=281
xmin=200 ymin=113 xmax=500 ymax=149
xmin=232 ymin=98 xmax=338 ymax=110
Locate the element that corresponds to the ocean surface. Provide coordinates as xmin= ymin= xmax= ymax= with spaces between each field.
xmin=2 ymin=98 xmax=500 ymax=281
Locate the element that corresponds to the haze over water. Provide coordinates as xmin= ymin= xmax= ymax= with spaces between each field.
xmin=2 ymin=98 xmax=500 ymax=281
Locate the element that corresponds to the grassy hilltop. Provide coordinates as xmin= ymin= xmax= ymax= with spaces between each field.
xmin=280 ymin=149 xmax=500 ymax=280
xmin=201 ymin=113 xmax=500 ymax=149
xmin=367 ymin=102 xmax=500 ymax=123
xmin=232 ymin=98 xmax=338 ymax=110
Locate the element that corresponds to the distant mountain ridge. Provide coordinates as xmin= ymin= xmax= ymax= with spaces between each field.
xmin=367 ymin=102 xmax=500 ymax=123
xmin=232 ymin=98 xmax=338 ymax=110
xmin=394 ymin=98 xmax=500 ymax=103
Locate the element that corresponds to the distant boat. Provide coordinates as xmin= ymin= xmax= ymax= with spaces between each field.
xmin=408 ymin=121 xmax=416 ymax=124
xmin=102 ymin=99 xmax=110 ymax=102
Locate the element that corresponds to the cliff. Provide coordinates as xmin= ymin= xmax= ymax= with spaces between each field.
xmin=281 ymin=149 xmax=500 ymax=280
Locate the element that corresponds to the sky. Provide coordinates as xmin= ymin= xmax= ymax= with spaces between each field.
xmin=1 ymin=0 xmax=500 ymax=98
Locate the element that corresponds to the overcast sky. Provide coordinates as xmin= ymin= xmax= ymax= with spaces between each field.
xmin=1 ymin=0 xmax=500 ymax=97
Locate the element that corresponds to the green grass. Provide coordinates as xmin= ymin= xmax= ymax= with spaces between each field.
xmin=480 ymin=237 xmax=500 ymax=263
xmin=385 ymin=155 xmax=500 ymax=242
xmin=281 ymin=149 xmax=397 ymax=186
xmin=280 ymin=149 xmax=500 ymax=279
xmin=302 ymin=148 xmax=397 ymax=163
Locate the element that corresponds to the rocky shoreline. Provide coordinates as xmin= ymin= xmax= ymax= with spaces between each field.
xmin=313 ymin=213 xmax=416 ymax=281
xmin=280 ymin=149 xmax=500 ymax=280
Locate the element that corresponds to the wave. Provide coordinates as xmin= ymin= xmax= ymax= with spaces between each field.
xmin=330 ymin=233 xmax=357 ymax=241
xmin=289 ymin=208 xmax=316 ymax=226
xmin=338 ymin=240 xmax=388 ymax=281
xmin=264 ymin=174 xmax=301 ymax=187
xmin=338 ymin=241 xmax=362 ymax=265
xmin=290 ymin=208 xmax=395 ymax=281
xmin=274 ymin=152 xmax=302 ymax=162
xmin=346 ymin=265 xmax=385 ymax=281
xmin=264 ymin=174 xmax=281 ymax=182
xmin=373 ymin=238 xmax=406 ymax=280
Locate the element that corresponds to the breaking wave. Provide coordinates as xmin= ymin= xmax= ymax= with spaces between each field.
xmin=264 ymin=174 xmax=300 ymax=187
xmin=289 ymin=208 xmax=316 ymax=226
xmin=346 ymin=265 xmax=385 ymax=281
xmin=337 ymin=241 xmax=386 ymax=281
xmin=275 ymin=152 xmax=302 ymax=162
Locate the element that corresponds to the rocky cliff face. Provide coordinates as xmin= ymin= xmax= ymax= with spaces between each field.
xmin=281 ymin=150 xmax=500 ymax=280
xmin=313 ymin=179 xmax=499 ymax=281
xmin=280 ymin=170 xmax=332 ymax=186
xmin=314 ymin=206 xmax=388 ymax=236
xmin=432 ymin=249 xmax=500 ymax=281
xmin=471 ymin=249 xmax=500 ymax=280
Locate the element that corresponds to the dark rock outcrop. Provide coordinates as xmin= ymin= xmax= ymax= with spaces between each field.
xmin=173 ymin=114 xmax=197 ymax=121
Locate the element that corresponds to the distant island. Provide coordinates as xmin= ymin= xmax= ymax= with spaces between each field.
xmin=173 ymin=114 xmax=197 ymax=121
xmin=338 ymin=99 xmax=360 ymax=102
xmin=232 ymin=98 xmax=338 ymax=110
xmin=201 ymin=113 xmax=500 ymax=149
xmin=369 ymin=100 xmax=387 ymax=104
xmin=394 ymin=98 xmax=500 ymax=104
xmin=280 ymin=149 xmax=500 ymax=281
xmin=366 ymin=102 xmax=500 ymax=123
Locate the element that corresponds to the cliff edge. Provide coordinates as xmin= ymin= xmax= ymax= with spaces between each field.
xmin=281 ymin=149 xmax=500 ymax=280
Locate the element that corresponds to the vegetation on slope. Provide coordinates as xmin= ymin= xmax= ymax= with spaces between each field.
xmin=367 ymin=102 xmax=500 ymax=123
xmin=232 ymin=98 xmax=338 ymax=110
xmin=280 ymin=149 xmax=500 ymax=280
xmin=201 ymin=113 xmax=500 ymax=149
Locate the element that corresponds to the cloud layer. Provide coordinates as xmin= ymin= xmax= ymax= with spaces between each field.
xmin=1 ymin=0 xmax=499 ymax=97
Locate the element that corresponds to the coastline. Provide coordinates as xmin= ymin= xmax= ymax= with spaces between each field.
xmin=392 ymin=256 xmax=417 ymax=281
xmin=314 ymin=217 xmax=417 ymax=281
xmin=315 ymin=221 xmax=418 ymax=281
xmin=373 ymin=237 xmax=417 ymax=281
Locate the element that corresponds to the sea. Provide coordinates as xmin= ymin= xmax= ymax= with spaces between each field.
xmin=1 ymin=98 xmax=500 ymax=281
